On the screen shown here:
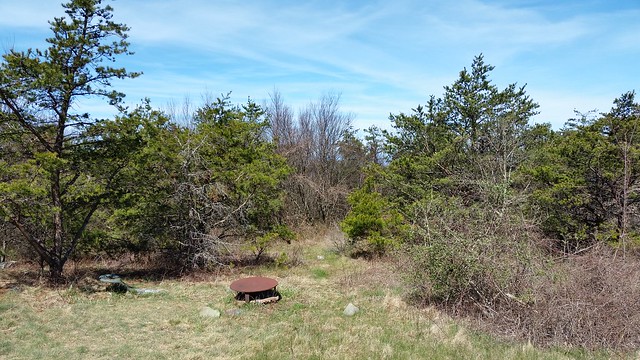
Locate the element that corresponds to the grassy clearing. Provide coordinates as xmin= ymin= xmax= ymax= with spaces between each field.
xmin=0 ymin=230 xmax=622 ymax=359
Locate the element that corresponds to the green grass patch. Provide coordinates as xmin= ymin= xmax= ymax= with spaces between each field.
xmin=310 ymin=267 xmax=329 ymax=279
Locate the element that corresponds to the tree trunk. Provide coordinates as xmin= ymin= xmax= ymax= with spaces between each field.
xmin=51 ymin=168 xmax=67 ymax=281
xmin=620 ymin=141 xmax=631 ymax=257
xmin=49 ymin=258 xmax=65 ymax=283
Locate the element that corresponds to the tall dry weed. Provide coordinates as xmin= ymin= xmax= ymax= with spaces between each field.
xmin=480 ymin=246 xmax=640 ymax=351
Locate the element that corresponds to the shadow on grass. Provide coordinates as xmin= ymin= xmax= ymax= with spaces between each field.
xmin=0 ymin=251 xmax=284 ymax=290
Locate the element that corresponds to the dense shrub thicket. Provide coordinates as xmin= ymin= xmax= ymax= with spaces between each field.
xmin=340 ymin=55 xmax=640 ymax=349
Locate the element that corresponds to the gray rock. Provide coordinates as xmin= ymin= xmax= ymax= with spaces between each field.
xmin=199 ymin=307 xmax=221 ymax=318
xmin=0 ymin=261 xmax=16 ymax=269
xmin=343 ymin=303 xmax=359 ymax=316
xmin=132 ymin=288 xmax=166 ymax=295
xmin=225 ymin=308 xmax=243 ymax=317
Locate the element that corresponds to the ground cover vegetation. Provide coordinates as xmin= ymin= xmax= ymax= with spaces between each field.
xmin=0 ymin=227 xmax=620 ymax=359
xmin=1 ymin=0 xmax=640 ymax=355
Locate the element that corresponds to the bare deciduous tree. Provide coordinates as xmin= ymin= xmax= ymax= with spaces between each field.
xmin=266 ymin=91 xmax=363 ymax=223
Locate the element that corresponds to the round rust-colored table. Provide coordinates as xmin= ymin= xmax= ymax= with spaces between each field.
xmin=230 ymin=276 xmax=279 ymax=303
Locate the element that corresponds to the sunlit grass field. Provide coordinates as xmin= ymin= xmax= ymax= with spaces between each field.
xmin=0 ymin=229 xmax=617 ymax=359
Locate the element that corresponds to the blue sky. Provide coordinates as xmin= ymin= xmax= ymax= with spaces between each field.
xmin=1 ymin=0 xmax=638 ymax=130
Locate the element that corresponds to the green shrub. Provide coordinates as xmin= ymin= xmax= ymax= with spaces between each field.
xmin=402 ymin=199 xmax=542 ymax=311
xmin=247 ymin=225 xmax=296 ymax=261
xmin=340 ymin=178 xmax=405 ymax=256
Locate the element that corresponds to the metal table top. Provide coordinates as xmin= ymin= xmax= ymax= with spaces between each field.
xmin=230 ymin=276 xmax=278 ymax=293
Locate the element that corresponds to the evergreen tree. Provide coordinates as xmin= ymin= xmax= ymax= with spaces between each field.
xmin=529 ymin=91 xmax=640 ymax=252
xmin=112 ymin=96 xmax=292 ymax=266
xmin=343 ymin=55 xmax=541 ymax=307
xmin=0 ymin=0 xmax=139 ymax=280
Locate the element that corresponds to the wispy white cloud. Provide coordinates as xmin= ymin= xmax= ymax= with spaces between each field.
xmin=0 ymin=0 xmax=637 ymax=130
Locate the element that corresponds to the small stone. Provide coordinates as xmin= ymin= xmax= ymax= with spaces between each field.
xmin=199 ymin=307 xmax=221 ymax=318
xmin=317 ymin=255 xmax=325 ymax=260
xmin=0 ymin=261 xmax=16 ymax=269
xmin=225 ymin=308 xmax=243 ymax=317
xmin=343 ymin=303 xmax=359 ymax=316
